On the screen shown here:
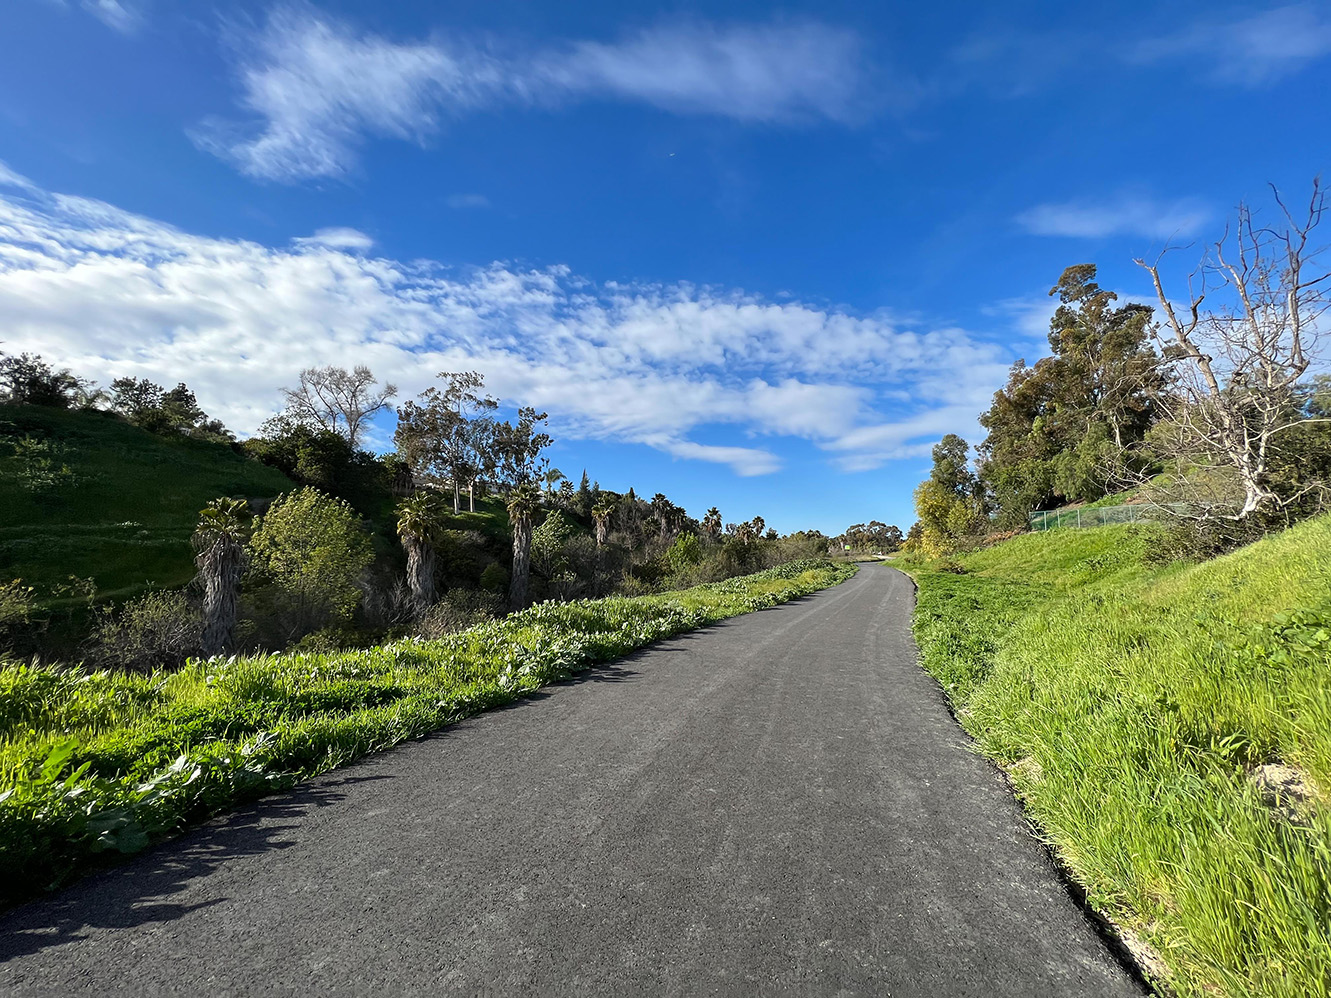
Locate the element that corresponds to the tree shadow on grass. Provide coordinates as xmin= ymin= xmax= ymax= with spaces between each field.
xmin=0 ymin=773 xmax=392 ymax=962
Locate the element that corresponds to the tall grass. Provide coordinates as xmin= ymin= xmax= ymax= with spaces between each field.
xmin=906 ymin=519 xmax=1331 ymax=998
xmin=0 ymin=559 xmax=853 ymax=908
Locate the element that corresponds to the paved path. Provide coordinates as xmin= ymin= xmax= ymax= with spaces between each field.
xmin=1 ymin=566 xmax=1143 ymax=996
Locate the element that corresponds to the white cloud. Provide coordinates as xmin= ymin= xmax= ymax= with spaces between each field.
xmin=0 ymin=161 xmax=36 ymax=191
xmin=293 ymin=226 xmax=375 ymax=251
xmin=445 ymin=193 xmax=490 ymax=209
xmin=195 ymin=5 xmax=873 ymax=181
xmin=0 ymin=179 xmax=1008 ymax=474
xmin=539 ymin=21 xmax=869 ymax=123
xmin=1131 ymin=4 xmax=1331 ymax=86
xmin=1016 ymin=194 xmax=1211 ymax=240
xmin=82 ymin=0 xmax=141 ymax=34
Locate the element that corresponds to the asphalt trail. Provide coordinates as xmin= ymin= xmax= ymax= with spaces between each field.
xmin=1 ymin=565 xmax=1143 ymax=996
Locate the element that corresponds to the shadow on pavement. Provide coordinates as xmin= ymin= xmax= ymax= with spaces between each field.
xmin=0 ymin=774 xmax=392 ymax=963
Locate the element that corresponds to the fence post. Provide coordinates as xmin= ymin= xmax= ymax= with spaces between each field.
xmin=1077 ymin=508 xmax=1082 ymax=529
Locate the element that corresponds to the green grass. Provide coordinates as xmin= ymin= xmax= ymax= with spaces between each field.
xmin=905 ymin=520 xmax=1331 ymax=998
xmin=0 ymin=559 xmax=854 ymax=908
xmin=0 ymin=405 xmax=294 ymax=601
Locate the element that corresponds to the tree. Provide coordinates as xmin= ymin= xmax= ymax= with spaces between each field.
xmin=491 ymin=407 xmax=552 ymax=610
xmin=592 ymin=495 xmax=616 ymax=547
xmin=281 ymin=365 xmax=396 ymax=450
xmin=576 ymin=470 xmax=592 ymax=517
xmin=506 ymin=483 xmax=542 ymax=610
xmin=394 ymin=372 xmax=498 ymax=513
xmin=249 ymin=488 xmax=373 ymax=634
xmin=396 ymin=492 xmax=445 ymax=610
xmin=913 ymin=434 xmax=986 ymax=555
xmin=192 ymin=497 xmax=250 ymax=656
xmin=702 ymin=507 xmax=722 ymax=541
xmin=667 ymin=532 xmax=702 ymax=571
xmin=557 ymin=479 xmax=575 ymax=509
xmin=839 ymin=521 xmax=903 ymax=553
xmin=531 ymin=509 xmax=574 ymax=582
xmin=109 ymin=377 xmax=164 ymax=420
xmin=1136 ymin=181 xmax=1331 ymax=518
xmin=110 ymin=377 xmax=229 ymax=439
xmin=977 ymin=265 xmax=1163 ymax=527
xmin=0 ymin=352 xmax=90 ymax=408
xmin=543 ymin=467 xmax=566 ymax=500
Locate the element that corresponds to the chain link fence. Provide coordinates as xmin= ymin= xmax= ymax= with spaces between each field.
xmin=1027 ymin=503 xmax=1193 ymax=531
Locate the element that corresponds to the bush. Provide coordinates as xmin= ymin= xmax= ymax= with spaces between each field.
xmin=8 ymin=435 xmax=78 ymax=496
xmin=479 ymin=562 xmax=508 ymax=593
xmin=0 ymin=580 xmax=35 ymax=650
xmin=248 ymin=488 xmax=374 ymax=638
xmin=666 ymin=532 xmax=703 ymax=572
xmin=411 ymin=589 xmax=501 ymax=639
xmin=87 ymin=590 xmax=202 ymax=671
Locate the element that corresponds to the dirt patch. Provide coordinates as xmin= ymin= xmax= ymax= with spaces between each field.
xmin=1252 ymin=763 xmax=1318 ymax=824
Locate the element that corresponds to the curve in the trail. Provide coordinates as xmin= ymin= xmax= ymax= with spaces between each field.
xmin=0 ymin=566 xmax=1144 ymax=997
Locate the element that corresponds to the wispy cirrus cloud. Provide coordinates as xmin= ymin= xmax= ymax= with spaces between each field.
xmin=193 ymin=4 xmax=876 ymax=182
xmin=1016 ymin=193 xmax=1211 ymax=240
xmin=445 ymin=193 xmax=490 ymax=210
xmin=293 ymin=226 xmax=375 ymax=251
xmin=0 ymin=168 xmax=1008 ymax=475
xmin=44 ymin=0 xmax=145 ymax=35
xmin=1130 ymin=4 xmax=1331 ymax=86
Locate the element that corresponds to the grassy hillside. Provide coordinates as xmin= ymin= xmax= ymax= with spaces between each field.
xmin=905 ymin=520 xmax=1331 ymax=997
xmin=0 ymin=405 xmax=294 ymax=603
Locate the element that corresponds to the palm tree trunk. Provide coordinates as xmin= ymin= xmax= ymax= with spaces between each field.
xmin=199 ymin=537 xmax=242 ymax=656
xmin=404 ymin=534 xmax=436 ymax=609
xmin=509 ymin=512 xmax=532 ymax=611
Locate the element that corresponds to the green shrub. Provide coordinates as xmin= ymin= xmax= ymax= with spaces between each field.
xmin=87 ymin=590 xmax=202 ymax=671
xmin=249 ymin=487 xmax=374 ymax=635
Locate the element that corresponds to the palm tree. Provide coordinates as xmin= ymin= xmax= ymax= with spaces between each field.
xmin=591 ymin=495 xmax=616 ymax=548
xmin=542 ymin=467 xmax=566 ymax=500
xmin=702 ymin=507 xmax=722 ymax=541
xmin=396 ymin=492 xmax=444 ymax=610
xmin=506 ymin=482 xmax=542 ymax=611
xmin=192 ymin=497 xmax=249 ymax=656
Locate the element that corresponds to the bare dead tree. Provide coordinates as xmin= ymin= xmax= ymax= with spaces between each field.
xmin=1135 ymin=179 xmax=1331 ymax=519
xmin=281 ymin=365 xmax=397 ymax=450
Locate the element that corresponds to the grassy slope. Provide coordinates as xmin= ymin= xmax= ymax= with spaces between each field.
xmin=0 ymin=405 xmax=294 ymax=601
xmin=0 ymin=560 xmax=854 ymax=907
xmin=905 ymin=521 xmax=1331 ymax=998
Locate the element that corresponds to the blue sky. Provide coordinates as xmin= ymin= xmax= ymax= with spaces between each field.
xmin=1 ymin=1 xmax=1328 ymax=533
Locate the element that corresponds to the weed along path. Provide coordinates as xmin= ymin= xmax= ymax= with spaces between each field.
xmin=0 ymin=565 xmax=1141 ymax=997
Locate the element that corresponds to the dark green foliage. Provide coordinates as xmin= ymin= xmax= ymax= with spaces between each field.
xmin=978 ymin=265 xmax=1163 ymax=527
xmin=0 ymin=352 xmax=91 ymax=408
xmin=108 ymin=378 xmax=232 ymax=442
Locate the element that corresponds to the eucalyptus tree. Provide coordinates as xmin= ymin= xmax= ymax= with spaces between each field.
xmin=281 ymin=365 xmax=397 ymax=450
xmin=396 ymin=492 xmax=445 ymax=610
xmin=492 ymin=406 xmax=552 ymax=610
xmin=395 ymin=371 xmax=499 ymax=513
xmin=192 ymin=497 xmax=250 ymax=656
